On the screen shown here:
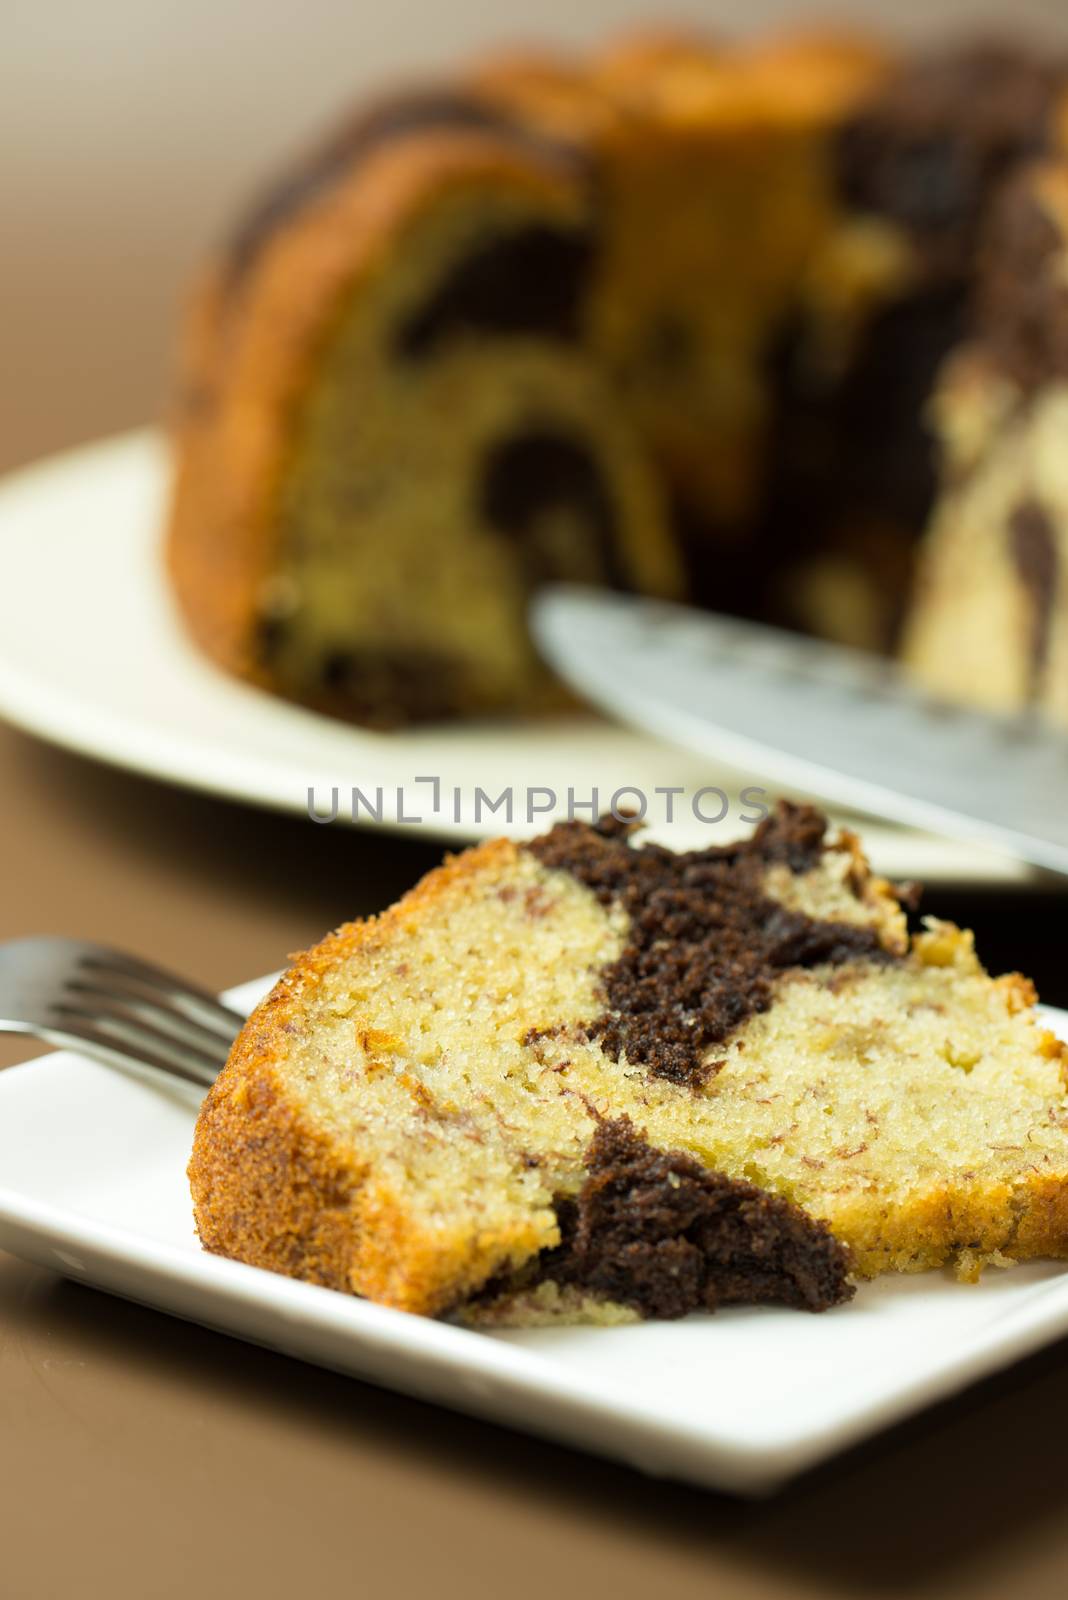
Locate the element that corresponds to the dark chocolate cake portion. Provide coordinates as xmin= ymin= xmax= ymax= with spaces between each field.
xmin=532 ymin=1116 xmax=854 ymax=1318
xmin=1009 ymin=499 xmax=1058 ymax=693
xmin=834 ymin=40 xmax=1062 ymax=280
xmin=751 ymin=41 xmax=1065 ymax=649
xmin=393 ymin=225 xmax=595 ymax=357
xmin=477 ymin=427 xmax=628 ymax=588
xmin=529 ymin=803 xmax=898 ymax=1089
xmin=975 ymin=168 xmax=1068 ymax=393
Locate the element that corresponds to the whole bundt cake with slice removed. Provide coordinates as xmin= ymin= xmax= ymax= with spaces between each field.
xmin=189 ymin=803 xmax=1068 ymax=1325
xmin=168 ymin=27 xmax=1068 ymax=726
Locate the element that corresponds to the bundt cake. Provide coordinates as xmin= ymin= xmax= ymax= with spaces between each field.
xmin=189 ymin=803 xmax=1068 ymax=1325
xmin=905 ymin=159 xmax=1068 ymax=721
xmin=167 ymin=27 xmax=1068 ymax=726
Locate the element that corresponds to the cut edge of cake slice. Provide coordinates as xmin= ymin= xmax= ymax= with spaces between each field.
xmin=189 ymin=803 xmax=1068 ymax=1325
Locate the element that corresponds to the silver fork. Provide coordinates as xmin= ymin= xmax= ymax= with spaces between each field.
xmin=0 ymin=937 xmax=246 ymax=1088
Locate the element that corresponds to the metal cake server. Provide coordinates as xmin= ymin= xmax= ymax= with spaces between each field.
xmin=532 ymin=586 xmax=1068 ymax=878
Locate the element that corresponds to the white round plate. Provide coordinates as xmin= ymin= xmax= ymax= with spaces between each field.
xmin=0 ymin=430 xmax=1035 ymax=885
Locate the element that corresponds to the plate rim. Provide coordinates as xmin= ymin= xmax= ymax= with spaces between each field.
xmin=0 ymin=429 xmax=1039 ymax=886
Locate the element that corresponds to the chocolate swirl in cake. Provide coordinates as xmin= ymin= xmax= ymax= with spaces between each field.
xmin=478 ymin=427 xmax=627 ymax=588
xmin=834 ymin=40 xmax=1062 ymax=280
xmin=529 ymin=802 xmax=900 ymax=1089
xmin=394 ymin=225 xmax=595 ymax=357
xmin=976 ymin=173 xmax=1068 ymax=394
xmin=533 ymin=1115 xmax=853 ymax=1318
xmin=1010 ymin=499 xmax=1058 ymax=694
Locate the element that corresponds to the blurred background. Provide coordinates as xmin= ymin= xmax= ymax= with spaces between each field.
xmin=3 ymin=0 xmax=1068 ymax=477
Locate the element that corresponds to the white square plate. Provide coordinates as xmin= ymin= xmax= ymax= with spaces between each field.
xmin=3 ymin=973 xmax=1068 ymax=1496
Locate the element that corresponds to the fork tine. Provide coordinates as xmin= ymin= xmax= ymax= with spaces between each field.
xmin=65 ymin=977 xmax=240 ymax=1058
xmin=53 ymin=1000 xmax=228 ymax=1083
xmin=42 ymin=1015 xmax=220 ymax=1088
xmin=77 ymin=947 xmax=247 ymax=1040
xmin=0 ymin=936 xmax=245 ymax=1089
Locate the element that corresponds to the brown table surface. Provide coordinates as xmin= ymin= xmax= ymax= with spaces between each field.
xmin=2 ymin=718 xmax=1068 ymax=1600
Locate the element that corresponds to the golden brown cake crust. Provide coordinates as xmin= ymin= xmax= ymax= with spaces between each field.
xmin=188 ymin=840 xmax=529 ymax=1312
xmin=166 ymin=129 xmax=588 ymax=690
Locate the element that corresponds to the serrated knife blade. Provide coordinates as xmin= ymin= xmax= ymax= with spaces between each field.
xmin=532 ymin=587 xmax=1068 ymax=878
